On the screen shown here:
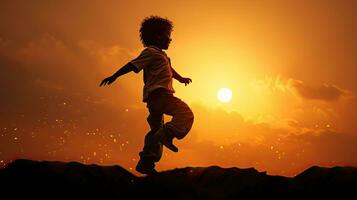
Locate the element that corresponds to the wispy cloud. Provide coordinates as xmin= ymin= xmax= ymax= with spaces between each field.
xmin=289 ymin=79 xmax=347 ymax=102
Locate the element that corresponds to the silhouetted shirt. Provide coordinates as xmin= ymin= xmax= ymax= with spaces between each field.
xmin=130 ymin=45 xmax=175 ymax=102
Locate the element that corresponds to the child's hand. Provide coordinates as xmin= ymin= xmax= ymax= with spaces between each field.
xmin=179 ymin=77 xmax=192 ymax=86
xmin=99 ymin=76 xmax=117 ymax=86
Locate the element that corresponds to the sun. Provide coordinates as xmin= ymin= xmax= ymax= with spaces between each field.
xmin=217 ymin=88 xmax=232 ymax=103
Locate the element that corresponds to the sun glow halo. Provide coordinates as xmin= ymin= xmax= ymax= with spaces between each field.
xmin=217 ymin=88 xmax=232 ymax=103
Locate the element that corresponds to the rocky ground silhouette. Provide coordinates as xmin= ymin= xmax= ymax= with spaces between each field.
xmin=1 ymin=159 xmax=356 ymax=199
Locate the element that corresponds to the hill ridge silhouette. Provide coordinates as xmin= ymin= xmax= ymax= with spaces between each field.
xmin=1 ymin=159 xmax=356 ymax=199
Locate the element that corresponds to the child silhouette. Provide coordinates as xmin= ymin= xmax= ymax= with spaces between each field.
xmin=100 ymin=16 xmax=194 ymax=175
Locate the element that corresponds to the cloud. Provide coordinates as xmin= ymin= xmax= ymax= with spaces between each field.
xmin=289 ymin=79 xmax=347 ymax=101
xmin=0 ymin=33 xmax=139 ymax=103
xmin=249 ymin=76 xmax=350 ymax=103
xmin=175 ymin=104 xmax=357 ymax=175
xmin=0 ymin=34 xmax=151 ymax=169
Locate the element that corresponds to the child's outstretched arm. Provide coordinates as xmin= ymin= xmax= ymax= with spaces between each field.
xmin=171 ymin=67 xmax=192 ymax=86
xmin=99 ymin=63 xmax=136 ymax=87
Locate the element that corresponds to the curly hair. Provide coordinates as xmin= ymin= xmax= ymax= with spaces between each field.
xmin=139 ymin=16 xmax=173 ymax=47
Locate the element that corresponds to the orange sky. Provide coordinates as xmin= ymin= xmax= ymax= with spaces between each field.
xmin=0 ymin=0 xmax=356 ymax=176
